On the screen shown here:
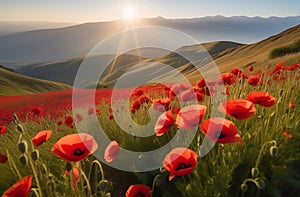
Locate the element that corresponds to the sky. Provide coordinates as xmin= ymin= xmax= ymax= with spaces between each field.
xmin=0 ymin=0 xmax=300 ymax=23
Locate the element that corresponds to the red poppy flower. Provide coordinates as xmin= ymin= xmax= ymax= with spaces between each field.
xmin=248 ymin=75 xmax=261 ymax=86
xmin=104 ymin=141 xmax=120 ymax=163
xmin=248 ymin=66 xmax=254 ymax=72
xmin=163 ymin=147 xmax=197 ymax=181
xmin=32 ymin=130 xmax=52 ymax=146
xmin=170 ymin=83 xmax=190 ymax=94
xmin=2 ymin=175 xmax=32 ymax=197
xmin=30 ymin=106 xmax=43 ymax=115
xmin=283 ymin=63 xmax=299 ymax=71
xmin=196 ymin=78 xmax=206 ymax=88
xmin=176 ymin=105 xmax=206 ymax=129
xmin=138 ymin=96 xmax=150 ymax=104
xmin=204 ymin=85 xmax=217 ymax=97
xmin=193 ymin=87 xmax=205 ymax=102
xmin=0 ymin=154 xmax=8 ymax=163
xmin=289 ymin=101 xmax=295 ymax=109
xmin=240 ymin=73 xmax=248 ymax=79
xmin=64 ymin=166 xmax=80 ymax=191
xmin=201 ymin=117 xmax=242 ymax=144
xmin=282 ymin=131 xmax=293 ymax=139
xmin=75 ymin=114 xmax=83 ymax=122
xmin=88 ymin=108 xmax=96 ymax=115
xmin=64 ymin=115 xmax=73 ymax=125
xmin=218 ymin=99 xmax=256 ymax=120
xmin=131 ymin=100 xmax=141 ymax=113
xmin=231 ymin=68 xmax=241 ymax=75
xmin=108 ymin=114 xmax=114 ymax=120
xmin=0 ymin=125 xmax=7 ymax=134
xmin=246 ymin=92 xmax=276 ymax=107
xmin=57 ymin=120 xmax=63 ymax=126
xmin=217 ymin=73 xmax=236 ymax=85
xmin=51 ymin=133 xmax=98 ymax=162
xmin=180 ymin=88 xmax=197 ymax=102
xmin=155 ymin=110 xmax=174 ymax=136
xmin=152 ymin=98 xmax=170 ymax=112
xmin=271 ymin=62 xmax=284 ymax=74
xmin=134 ymin=89 xmax=144 ymax=96
xmin=126 ymin=184 xmax=151 ymax=197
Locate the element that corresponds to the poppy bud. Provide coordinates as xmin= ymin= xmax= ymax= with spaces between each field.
xmin=13 ymin=113 xmax=19 ymax=122
xmin=278 ymin=89 xmax=284 ymax=96
xmin=18 ymin=141 xmax=28 ymax=154
xmin=251 ymin=168 xmax=260 ymax=178
xmin=255 ymin=179 xmax=265 ymax=189
xmin=99 ymin=180 xmax=112 ymax=192
xmin=19 ymin=154 xmax=28 ymax=166
xmin=31 ymin=150 xmax=39 ymax=161
xmin=240 ymin=183 xmax=248 ymax=192
xmin=270 ymin=146 xmax=278 ymax=157
xmin=16 ymin=124 xmax=25 ymax=133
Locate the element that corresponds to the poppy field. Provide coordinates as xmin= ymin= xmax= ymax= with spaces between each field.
xmin=0 ymin=62 xmax=300 ymax=197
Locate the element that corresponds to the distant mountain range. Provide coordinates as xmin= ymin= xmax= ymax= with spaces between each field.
xmin=0 ymin=16 xmax=299 ymax=66
xmin=0 ymin=21 xmax=75 ymax=36
xmin=16 ymin=24 xmax=300 ymax=87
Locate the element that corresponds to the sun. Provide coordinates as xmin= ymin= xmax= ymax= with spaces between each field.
xmin=122 ymin=6 xmax=136 ymax=21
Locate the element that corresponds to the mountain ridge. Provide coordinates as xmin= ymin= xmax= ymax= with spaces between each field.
xmin=1 ymin=16 xmax=299 ymax=67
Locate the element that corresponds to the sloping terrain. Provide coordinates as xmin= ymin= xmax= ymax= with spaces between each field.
xmin=0 ymin=66 xmax=71 ymax=96
xmin=16 ymin=25 xmax=300 ymax=88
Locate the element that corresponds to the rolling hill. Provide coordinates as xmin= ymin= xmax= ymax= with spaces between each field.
xmin=0 ymin=66 xmax=71 ymax=96
xmin=0 ymin=16 xmax=299 ymax=66
xmin=17 ymin=24 xmax=300 ymax=87
xmin=17 ymin=41 xmax=241 ymax=86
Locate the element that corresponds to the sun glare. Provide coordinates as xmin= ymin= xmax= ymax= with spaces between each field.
xmin=122 ymin=6 xmax=136 ymax=21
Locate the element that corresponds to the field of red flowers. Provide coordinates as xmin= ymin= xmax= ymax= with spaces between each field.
xmin=0 ymin=62 xmax=299 ymax=197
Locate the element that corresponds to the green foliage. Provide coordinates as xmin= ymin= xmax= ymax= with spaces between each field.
xmin=269 ymin=39 xmax=300 ymax=59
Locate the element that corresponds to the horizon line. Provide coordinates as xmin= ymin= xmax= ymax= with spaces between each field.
xmin=1 ymin=14 xmax=300 ymax=24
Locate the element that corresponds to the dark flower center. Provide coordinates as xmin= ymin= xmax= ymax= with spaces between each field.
xmin=231 ymin=113 xmax=238 ymax=118
xmin=136 ymin=192 xmax=145 ymax=197
xmin=215 ymin=131 xmax=225 ymax=139
xmin=176 ymin=163 xmax=192 ymax=171
xmin=73 ymin=148 xmax=86 ymax=156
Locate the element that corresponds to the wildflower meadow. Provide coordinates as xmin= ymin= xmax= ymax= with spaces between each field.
xmin=0 ymin=61 xmax=299 ymax=197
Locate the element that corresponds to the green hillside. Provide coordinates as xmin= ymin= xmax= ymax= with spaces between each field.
xmin=0 ymin=66 xmax=71 ymax=96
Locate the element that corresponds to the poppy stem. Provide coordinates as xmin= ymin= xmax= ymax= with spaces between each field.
xmin=79 ymin=166 xmax=92 ymax=196
xmin=151 ymin=174 xmax=160 ymax=197
xmin=254 ymin=140 xmax=276 ymax=169
xmin=5 ymin=148 xmax=21 ymax=179
xmin=88 ymin=160 xmax=105 ymax=181
xmin=29 ymin=156 xmax=43 ymax=197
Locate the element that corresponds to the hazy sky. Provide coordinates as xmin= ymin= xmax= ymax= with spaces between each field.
xmin=1 ymin=0 xmax=300 ymax=23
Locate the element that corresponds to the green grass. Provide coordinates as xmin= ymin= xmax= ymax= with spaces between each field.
xmin=269 ymin=39 xmax=300 ymax=59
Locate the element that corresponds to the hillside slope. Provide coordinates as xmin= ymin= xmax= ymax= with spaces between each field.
xmin=213 ymin=24 xmax=300 ymax=71
xmin=0 ymin=67 xmax=71 ymax=96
